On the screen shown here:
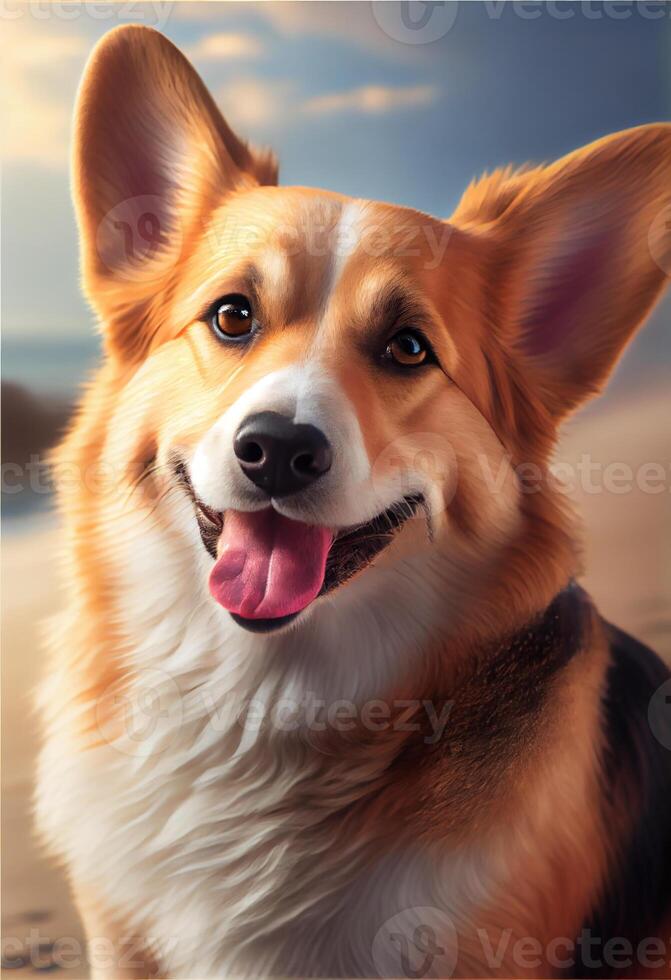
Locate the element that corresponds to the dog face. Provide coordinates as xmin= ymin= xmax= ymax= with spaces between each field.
xmin=177 ymin=191 xmax=463 ymax=538
xmin=69 ymin=26 xmax=670 ymax=642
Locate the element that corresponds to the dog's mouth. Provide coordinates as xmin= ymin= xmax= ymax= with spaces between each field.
xmin=175 ymin=462 xmax=422 ymax=633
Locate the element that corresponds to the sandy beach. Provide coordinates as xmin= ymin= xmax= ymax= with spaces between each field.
xmin=2 ymin=382 xmax=669 ymax=978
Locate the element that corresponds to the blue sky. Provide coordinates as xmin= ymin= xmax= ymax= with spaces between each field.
xmin=3 ymin=0 xmax=670 ymax=353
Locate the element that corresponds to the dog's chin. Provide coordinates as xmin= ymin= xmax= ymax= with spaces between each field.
xmin=174 ymin=462 xmax=423 ymax=633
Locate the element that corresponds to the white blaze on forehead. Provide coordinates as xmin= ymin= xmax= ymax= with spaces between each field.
xmin=259 ymin=247 xmax=292 ymax=308
xmin=327 ymin=200 xmax=364 ymax=300
xmin=309 ymin=200 xmax=365 ymax=352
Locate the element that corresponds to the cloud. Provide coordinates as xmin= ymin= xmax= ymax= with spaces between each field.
xmin=187 ymin=32 xmax=263 ymax=62
xmin=244 ymin=1 xmax=377 ymax=43
xmin=216 ymin=78 xmax=296 ymax=130
xmin=214 ymin=79 xmax=438 ymax=134
xmin=1 ymin=24 xmax=88 ymax=169
xmin=303 ymin=84 xmax=437 ymax=116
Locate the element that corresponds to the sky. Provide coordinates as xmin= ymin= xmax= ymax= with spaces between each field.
xmin=2 ymin=0 xmax=670 ymax=359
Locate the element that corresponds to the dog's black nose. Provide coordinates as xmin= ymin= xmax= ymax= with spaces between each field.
xmin=233 ymin=411 xmax=332 ymax=497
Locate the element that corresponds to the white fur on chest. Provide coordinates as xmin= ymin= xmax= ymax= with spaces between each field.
xmin=38 ymin=719 xmax=496 ymax=978
xmin=36 ymin=506 xmax=509 ymax=977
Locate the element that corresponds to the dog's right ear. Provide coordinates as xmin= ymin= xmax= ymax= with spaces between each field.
xmin=73 ymin=25 xmax=277 ymax=360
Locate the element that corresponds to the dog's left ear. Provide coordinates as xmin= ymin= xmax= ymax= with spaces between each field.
xmin=466 ymin=125 xmax=670 ymax=419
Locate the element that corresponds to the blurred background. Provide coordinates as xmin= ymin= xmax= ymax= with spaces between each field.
xmin=2 ymin=1 xmax=670 ymax=975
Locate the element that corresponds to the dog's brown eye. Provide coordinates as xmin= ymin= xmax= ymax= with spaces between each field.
xmin=212 ymin=294 xmax=254 ymax=339
xmin=385 ymin=330 xmax=429 ymax=367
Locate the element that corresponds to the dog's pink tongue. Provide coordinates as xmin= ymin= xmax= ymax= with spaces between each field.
xmin=209 ymin=510 xmax=332 ymax=619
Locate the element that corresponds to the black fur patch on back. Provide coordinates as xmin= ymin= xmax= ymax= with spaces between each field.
xmin=570 ymin=624 xmax=671 ymax=978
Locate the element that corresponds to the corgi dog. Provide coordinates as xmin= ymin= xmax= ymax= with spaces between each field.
xmin=35 ymin=24 xmax=671 ymax=980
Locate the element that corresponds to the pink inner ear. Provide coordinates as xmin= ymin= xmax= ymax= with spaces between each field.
xmin=519 ymin=222 xmax=615 ymax=359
